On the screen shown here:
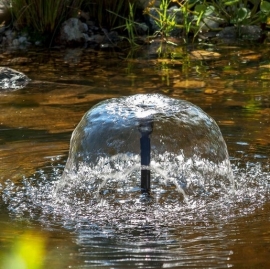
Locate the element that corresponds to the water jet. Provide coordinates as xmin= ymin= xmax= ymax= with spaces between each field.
xmin=59 ymin=94 xmax=233 ymax=200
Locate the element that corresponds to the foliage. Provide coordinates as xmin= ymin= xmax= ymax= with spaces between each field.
xmin=1 ymin=231 xmax=46 ymax=269
xmin=82 ymin=0 xmax=138 ymax=29
xmin=108 ymin=2 xmax=142 ymax=47
xmin=122 ymin=2 xmax=140 ymax=46
xmin=143 ymin=0 xmax=214 ymax=42
xmin=6 ymin=0 xmax=83 ymax=42
xmin=4 ymin=0 xmax=270 ymax=47
xmin=209 ymin=0 xmax=270 ymax=28
xmin=144 ymin=0 xmax=270 ymax=42
xmin=177 ymin=0 xmax=216 ymax=41
xmin=144 ymin=0 xmax=177 ymax=38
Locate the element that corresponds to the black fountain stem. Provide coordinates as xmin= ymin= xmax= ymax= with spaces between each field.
xmin=139 ymin=118 xmax=153 ymax=195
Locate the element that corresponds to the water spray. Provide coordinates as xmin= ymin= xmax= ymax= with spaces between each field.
xmin=138 ymin=118 xmax=153 ymax=195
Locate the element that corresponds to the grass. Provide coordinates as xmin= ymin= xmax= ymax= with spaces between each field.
xmin=4 ymin=0 xmax=270 ymax=47
xmin=7 ymin=0 xmax=83 ymax=43
xmin=82 ymin=0 xmax=138 ymax=29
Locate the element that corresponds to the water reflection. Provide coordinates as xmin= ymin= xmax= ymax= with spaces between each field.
xmin=0 ymin=44 xmax=270 ymax=268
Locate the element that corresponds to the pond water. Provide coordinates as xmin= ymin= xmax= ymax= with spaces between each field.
xmin=0 ymin=42 xmax=270 ymax=268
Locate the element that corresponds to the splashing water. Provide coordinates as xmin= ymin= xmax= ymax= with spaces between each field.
xmin=62 ymin=94 xmax=232 ymax=175
xmin=1 ymin=94 xmax=270 ymax=238
xmin=1 ymin=160 xmax=270 ymax=232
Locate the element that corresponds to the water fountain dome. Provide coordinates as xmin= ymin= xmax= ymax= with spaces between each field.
xmin=61 ymin=94 xmax=233 ymax=198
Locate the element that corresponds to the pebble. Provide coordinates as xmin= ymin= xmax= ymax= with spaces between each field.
xmin=204 ymin=89 xmax=217 ymax=94
xmin=173 ymin=80 xmax=206 ymax=89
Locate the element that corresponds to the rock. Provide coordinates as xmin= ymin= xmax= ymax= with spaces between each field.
xmin=18 ymin=36 xmax=27 ymax=44
xmin=217 ymin=25 xmax=262 ymax=41
xmin=239 ymin=25 xmax=262 ymax=40
xmin=12 ymin=38 xmax=19 ymax=46
xmin=88 ymin=34 xmax=104 ymax=44
xmin=147 ymin=8 xmax=164 ymax=32
xmin=2 ymin=29 xmax=30 ymax=47
xmin=59 ymin=18 xmax=89 ymax=45
xmin=204 ymin=88 xmax=217 ymax=94
xmin=173 ymin=80 xmax=206 ymax=89
xmin=103 ymin=31 xmax=121 ymax=44
xmin=136 ymin=22 xmax=149 ymax=34
xmin=0 ymin=67 xmax=30 ymax=90
xmin=81 ymin=22 xmax=88 ymax=32
xmin=3 ymin=29 xmax=16 ymax=45
xmin=199 ymin=16 xmax=223 ymax=32
xmin=217 ymin=26 xmax=238 ymax=39
xmin=35 ymin=40 xmax=42 ymax=46
xmin=189 ymin=50 xmax=221 ymax=60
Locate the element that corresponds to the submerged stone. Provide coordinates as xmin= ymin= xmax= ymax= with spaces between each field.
xmin=0 ymin=67 xmax=30 ymax=90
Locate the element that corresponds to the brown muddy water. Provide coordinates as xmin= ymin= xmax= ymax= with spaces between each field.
xmin=0 ymin=43 xmax=270 ymax=268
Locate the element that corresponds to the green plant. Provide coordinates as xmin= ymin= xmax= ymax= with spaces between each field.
xmin=210 ymin=0 xmax=270 ymax=28
xmin=170 ymin=0 xmax=217 ymax=42
xmin=7 ymin=0 xmax=83 ymax=43
xmin=144 ymin=0 xmax=270 ymax=43
xmin=109 ymin=2 xmax=141 ymax=47
xmin=144 ymin=0 xmax=212 ymax=42
xmin=124 ymin=3 xmax=139 ymax=46
xmin=190 ymin=2 xmax=217 ymax=41
xmin=177 ymin=0 xmax=209 ymax=42
xmin=144 ymin=0 xmax=178 ymax=38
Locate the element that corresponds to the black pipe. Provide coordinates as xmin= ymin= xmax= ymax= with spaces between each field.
xmin=139 ymin=119 xmax=153 ymax=195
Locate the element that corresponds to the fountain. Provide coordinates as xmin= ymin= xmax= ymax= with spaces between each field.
xmin=2 ymin=93 xmax=270 ymax=269
xmin=58 ymin=94 xmax=233 ymax=201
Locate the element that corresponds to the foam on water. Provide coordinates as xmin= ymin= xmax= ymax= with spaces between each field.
xmin=1 ymin=156 xmax=269 ymax=236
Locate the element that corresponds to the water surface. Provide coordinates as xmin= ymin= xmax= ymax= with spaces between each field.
xmin=1 ymin=43 xmax=270 ymax=268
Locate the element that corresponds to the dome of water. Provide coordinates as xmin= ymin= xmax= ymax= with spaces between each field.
xmin=59 ymin=94 xmax=233 ymax=200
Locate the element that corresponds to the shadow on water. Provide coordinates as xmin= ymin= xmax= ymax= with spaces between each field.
xmin=1 ymin=43 xmax=270 ymax=268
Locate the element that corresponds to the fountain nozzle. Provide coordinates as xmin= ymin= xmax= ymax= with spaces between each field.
xmin=139 ymin=118 xmax=153 ymax=195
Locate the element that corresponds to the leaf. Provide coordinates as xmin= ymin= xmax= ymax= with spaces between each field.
xmin=195 ymin=4 xmax=207 ymax=14
xmin=237 ymin=7 xmax=250 ymax=22
xmin=223 ymin=0 xmax=240 ymax=6
xmin=195 ymin=4 xmax=207 ymax=25
xmin=231 ymin=7 xmax=250 ymax=23
xmin=261 ymin=1 xmax=270 ymax=15
xmin=204 ymin=5 xmax=216 ymax=17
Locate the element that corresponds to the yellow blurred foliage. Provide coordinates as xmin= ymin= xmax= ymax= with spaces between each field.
xmin=1 ymin=231 xmax=46 ymax=269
